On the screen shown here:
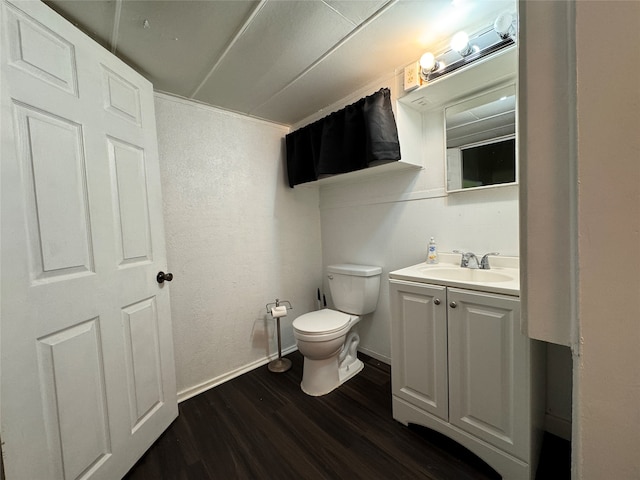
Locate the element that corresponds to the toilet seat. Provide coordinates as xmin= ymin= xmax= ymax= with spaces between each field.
xmin=293 ymin=309 xmax=351 ymax=335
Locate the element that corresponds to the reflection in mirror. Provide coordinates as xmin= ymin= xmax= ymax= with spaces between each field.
xmin=445 ymin=84 xmax=516 ymax=192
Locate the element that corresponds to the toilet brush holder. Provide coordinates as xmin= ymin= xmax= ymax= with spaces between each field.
xmin=265 ymin=299 xmax=293 ymax=373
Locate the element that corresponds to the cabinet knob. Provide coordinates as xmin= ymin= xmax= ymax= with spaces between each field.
xmin=434 ymin=298 xmax=441 ymax=305
xmin=449 ymin=301 xmax=457 ymax=308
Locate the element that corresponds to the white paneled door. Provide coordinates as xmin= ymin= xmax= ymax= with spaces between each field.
xmin=0 ymin=1 xmax=178 ymax=479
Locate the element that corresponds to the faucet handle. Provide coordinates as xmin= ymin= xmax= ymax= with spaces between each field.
xmin=453 ymin=250 xmax=468 ymax=267
xmin=480 ymin=252 xmax=500 ymax=269
xmin=453 ymin=250 xmax=479 ymax=268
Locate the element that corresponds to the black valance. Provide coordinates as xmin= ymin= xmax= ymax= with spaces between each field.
xmin=285 ymin=88 xmax=401 ymax=187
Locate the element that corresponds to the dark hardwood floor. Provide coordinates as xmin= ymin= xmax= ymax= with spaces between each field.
xmin=124 ymin=351 xmax=570 ymax=479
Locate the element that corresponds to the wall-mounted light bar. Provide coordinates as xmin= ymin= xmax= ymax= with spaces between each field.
xmin=419 ymin=12 xmax=517 ymax=83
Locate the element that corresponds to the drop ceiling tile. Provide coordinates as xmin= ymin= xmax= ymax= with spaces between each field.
xmin=324 ymin=0 xmax=389 ymax=26
xmin=192 ymin=0 xmax=354 ymax=113
xmin=253 ymin=0 xmax=515 ymax=124
xmin=251 ymin=0 xmax=444 ymax=124
xmin=43 ymin=0 xmax=516 ymax=125
xmin=115 ymin=0 xmax=258 ymax=96
xmin=44 ymin=0 xmax=116 ymax=51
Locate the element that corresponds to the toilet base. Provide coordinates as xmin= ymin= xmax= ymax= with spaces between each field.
xmin=339 ymin=357 xmax=363 ymax=384
xmin=300 ymin=355 xmax=340 ymax=396
xmin=300 ymin=353 xmax=364 ymax=397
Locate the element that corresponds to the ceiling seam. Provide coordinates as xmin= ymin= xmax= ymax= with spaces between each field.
xmin=248 ymin=0 xmax=398 ymax=117
xmin=155 ymin=90 xmax=290 ymax=128
xmin=110 ymin=0 xmax=122 ymax=54
xmin=320 ymin=1 xmax=357 ymax=27
xmin=189 ymin=0 xmax=269 ymax=99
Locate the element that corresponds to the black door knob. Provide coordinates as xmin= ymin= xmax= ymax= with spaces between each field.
xmin=157 ymin=271 xmax=173 ymax=284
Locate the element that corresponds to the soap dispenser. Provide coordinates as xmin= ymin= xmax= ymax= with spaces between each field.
xmin=427 ymin=237 xmax=438 ymax=264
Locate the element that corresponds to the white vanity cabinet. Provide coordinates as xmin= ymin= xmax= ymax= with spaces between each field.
xmin=390 ymin=278 xmax=543 ymax=480
xmin=390 ymin=281 xmax=449 ymax=421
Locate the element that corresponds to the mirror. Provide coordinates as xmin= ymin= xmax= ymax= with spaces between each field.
xmin=445 ymin=84 xmax=516 ymax=192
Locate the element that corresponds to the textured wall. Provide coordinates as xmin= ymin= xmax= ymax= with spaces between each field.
xmin=154 ymin=94 xmax=322 ymax=397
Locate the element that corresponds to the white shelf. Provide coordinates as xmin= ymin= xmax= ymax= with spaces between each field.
xmin=294 ymin=154 xmax=422 ymax=188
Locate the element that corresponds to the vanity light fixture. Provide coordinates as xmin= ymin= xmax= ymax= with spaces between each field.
xmin=494 ymin=12 xmax=515 ymax=39
xmin=418 ymin=11 xmax=516 ymax=83
xmin=451 ymin=31 xmax=473 ymax=56
xmin=419 ymin=52 xmax=440 ymax=75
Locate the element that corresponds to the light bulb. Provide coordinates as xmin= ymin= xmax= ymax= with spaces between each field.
xmin=494 ymin=12 xmax=513 ymax=39
xmin=451 ymin=31 xmax=471 ymax=55
xmin=419 ymin=52 xmax=437 ymax=72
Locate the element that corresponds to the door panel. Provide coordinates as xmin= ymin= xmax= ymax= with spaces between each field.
xmin=108 ymin=137 xmax=153 ymax=265
xmin=1 ymin=1 xmax=178 ymax=478
xmin=4 ymin=3 xmax=78 ymax=95
xmin=37 ymin=319 xmax=112 ymax=480
xmin=102 ymin=65 xmax=142 ymax=125
xmin=14 ymin=103 xmax=94 ymax=281
xmin=122 ymin=297 xmax=164 ymax=433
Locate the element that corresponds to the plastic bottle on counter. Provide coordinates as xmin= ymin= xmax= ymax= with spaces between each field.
xmin=426 ymin=237 xmax=438 ymax=264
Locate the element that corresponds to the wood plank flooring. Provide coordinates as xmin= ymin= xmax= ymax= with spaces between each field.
xmin=124 ymin=352 xmax=570 ymax=479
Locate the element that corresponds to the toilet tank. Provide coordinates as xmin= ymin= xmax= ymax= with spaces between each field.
xmin=327 ymin=264 xmax=382 ymax=315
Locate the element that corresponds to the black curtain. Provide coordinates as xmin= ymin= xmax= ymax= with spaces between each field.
xmin=285 ymin=88 xmax=401 ymax=187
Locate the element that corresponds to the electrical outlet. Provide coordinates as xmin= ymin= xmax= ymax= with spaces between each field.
xmin=403 ymin=61 xmax=421 ymax=91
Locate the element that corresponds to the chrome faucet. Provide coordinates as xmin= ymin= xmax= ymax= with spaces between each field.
xmin=480 ymin=252 xmax=500 ymax=270
xmin=454 ymin=251 xmax=500 ymax=269
xmin=454 ymin=250 xmax=480 ymax=269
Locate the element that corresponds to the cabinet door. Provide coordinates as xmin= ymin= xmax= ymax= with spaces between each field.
xmin=390 ymin=280 xmax=448 ymax=421
xmin=447 ymin=288 xmax=528 ymax=460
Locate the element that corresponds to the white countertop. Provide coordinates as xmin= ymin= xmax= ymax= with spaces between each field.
xmin=389 ymin=253 xmax=520 ymax=296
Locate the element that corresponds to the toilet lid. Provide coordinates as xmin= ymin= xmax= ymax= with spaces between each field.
xmin=292 ymin=309 xmax=352 ymax=335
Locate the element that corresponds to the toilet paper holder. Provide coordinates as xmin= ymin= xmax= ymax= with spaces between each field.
xmin=265 ymin=298 xmax=293 ymax=313
xmin=265 ymin=299 xmax=293 ymax=373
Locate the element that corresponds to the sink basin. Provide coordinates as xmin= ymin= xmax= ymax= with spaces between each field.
xmin=390 ymin=254 xmax=520 ymax=295
xmin=417 ymin=267 xmax=513 ymax=283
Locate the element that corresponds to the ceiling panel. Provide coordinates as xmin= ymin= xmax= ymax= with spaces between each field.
xmin=115 ymin=0 xmax=258 ymax=96
xmin=42 ymin=0 xmax=517 ymax=126
xmin=251 ymin=0 xmax=514 ymax=124
xmin=192 ymin=0 xmax=355 ymax=113
xmin=324 ymin=0 xmax=388 ymax=25
xmin=250 ymin=0 xmax=443 ymax=123
xmin=44 ymin=0 xmax=117 ymax=51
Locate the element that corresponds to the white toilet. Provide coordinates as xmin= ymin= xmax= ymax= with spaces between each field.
xmin=292 ymin=264 xmax=382 ymax=396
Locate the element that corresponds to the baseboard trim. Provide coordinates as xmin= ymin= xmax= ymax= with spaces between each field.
xmin=544 ymin=413 xmax=572 ymax=441
xmin=177 ymin=345 xmax=299 ymax=403
xmin=358 ymin=346 xmax=391 ymax=365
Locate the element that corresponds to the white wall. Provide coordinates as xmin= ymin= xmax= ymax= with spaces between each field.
xmin=574 ymin=1 xmax=640 ymax=478
xmin=154 ymin=94 xmax=322 ymax=399
xmin=307 ymin=73 xmax=520 ymax=363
